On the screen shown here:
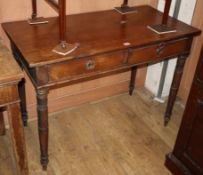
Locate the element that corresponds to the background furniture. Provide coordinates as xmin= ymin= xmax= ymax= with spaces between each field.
xmin=2 ymin=5 xmax=200 ymax=170
xmin=165 ymin=45 xmax=203 ymax=175
xmin=0 ymin=41 xmax=29 ymax=175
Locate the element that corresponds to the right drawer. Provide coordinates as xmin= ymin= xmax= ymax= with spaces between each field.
xmin=128 ymin=38 xmax=190 ymax=65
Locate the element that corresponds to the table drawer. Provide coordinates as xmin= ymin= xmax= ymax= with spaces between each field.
xmin=0 ymin=85 xmax=19 ymax=106
xmin=128 ymin=39 xmax=189 ymax=65
xmin=49 ymin=51 xmax=127 ymax=82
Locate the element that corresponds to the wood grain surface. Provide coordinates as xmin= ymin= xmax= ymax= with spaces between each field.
xmin=0 ymin=40 xmax=23 ymax=85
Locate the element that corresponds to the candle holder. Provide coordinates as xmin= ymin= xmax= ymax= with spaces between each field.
xmin=29 ymin=0 xmax=79 ymax=55
xmin=28 ymin=0 xmax=48 ymax=24
xmin=148 ymin=0 xmax=176 ymax=34
xmin=115 ymin=0 xmax=137 ymax=14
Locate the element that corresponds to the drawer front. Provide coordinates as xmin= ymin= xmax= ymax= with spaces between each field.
xmin=128 ymin=39 xmax=189 ymax=65
xmin=0 ymin=85 xmax=19 ymax=106
xmin=49 ymin=51 xmax=127 ymax=82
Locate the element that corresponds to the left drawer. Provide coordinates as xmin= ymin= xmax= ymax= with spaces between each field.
xmin=48 ymin=50 xmax=128 ymax=82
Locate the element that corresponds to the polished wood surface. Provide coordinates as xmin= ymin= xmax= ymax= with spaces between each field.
xmin=58 ymin=0 xmax=66 ymax=43
xmin=2 ymin=6 xmax=200 ymax=67
xmin=165 ymin=46 xmax=203 ymax=175
xmin=0 ymin=42 xmax=29 ymax=175
xmin=2 ymin=5 xmax=201 ymax=169
xmin=0 ymin=89 xmax=184 ymax=175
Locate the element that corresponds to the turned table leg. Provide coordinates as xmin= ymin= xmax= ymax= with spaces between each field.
xmin=7 ymin=103 xmax=29 ymax=175
xmin=37 ymin=88 xmax=49 ymax=170
xmin=164 ymin=55 xmax=187 ymax=126
xmin=129 ymin=67 xmax=137 ymax=96
xmin=0 ymin=109 xmax=5 ymax=135
xmin=18 ymin=79 xmax=28 ymax=126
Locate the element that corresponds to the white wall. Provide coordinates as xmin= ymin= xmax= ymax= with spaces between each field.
xmin=145 ymin=0 xmax=197 ymax=98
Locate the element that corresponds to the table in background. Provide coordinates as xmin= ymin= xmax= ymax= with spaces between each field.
xmin=0 ymin=41 xmax=29 ymax=175
xmin=2 ymin=5 xmax=201 ymax=170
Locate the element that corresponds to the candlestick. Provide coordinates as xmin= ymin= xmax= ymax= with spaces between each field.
xmin=28 ymin=0 xmax=48 ymax=24
xmin=52 ymin=0 xmax=79 ymax=55
xmin=114 ymin=0 xmax=137 ymax=14
xmin=121 ymin=0 xmax=128 ymax=8
xmin=148 ymin=0 xmax=176 ymax=34
xmin=32 ymin=0 xmax=37 ymax=19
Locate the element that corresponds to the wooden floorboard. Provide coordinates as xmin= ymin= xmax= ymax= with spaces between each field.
xmin=0 ymin=88 xmax=183 ymax=175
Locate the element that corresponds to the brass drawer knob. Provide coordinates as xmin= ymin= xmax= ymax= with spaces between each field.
xmin=156 ymin=43 xmax=166 ymax=56
xmin=85 ymin=60 xmax=95 ymax=70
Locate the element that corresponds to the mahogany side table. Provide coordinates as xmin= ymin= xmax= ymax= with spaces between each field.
xmin=2 ymin=5 xmax=201 ymax=170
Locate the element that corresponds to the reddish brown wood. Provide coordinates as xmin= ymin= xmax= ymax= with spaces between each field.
xmin=2 ymin=6 xmax=201 ymax=170
xmin=31 ymin=0 xmax=37 ymax=19
xmin=48 ymin=51 xmax=128 ymax=82
xmin=58 ymin=0 xmax=66 ymax=45
xmin=162 ymin=0 xmax=172 ymax=25
xmin=165 ymin=45 xmax=203 ymax=175
xmin=37 ymin=88 xmax=49 ymax=170
xmin=2 ymin=6 xmax=200 ymax=67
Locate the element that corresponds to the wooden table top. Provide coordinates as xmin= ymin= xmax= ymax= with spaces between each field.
xmin=0 ymin=40 xmax=23 ymax=85
xmin=2 ymin=5 xmax=200 ymax=68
